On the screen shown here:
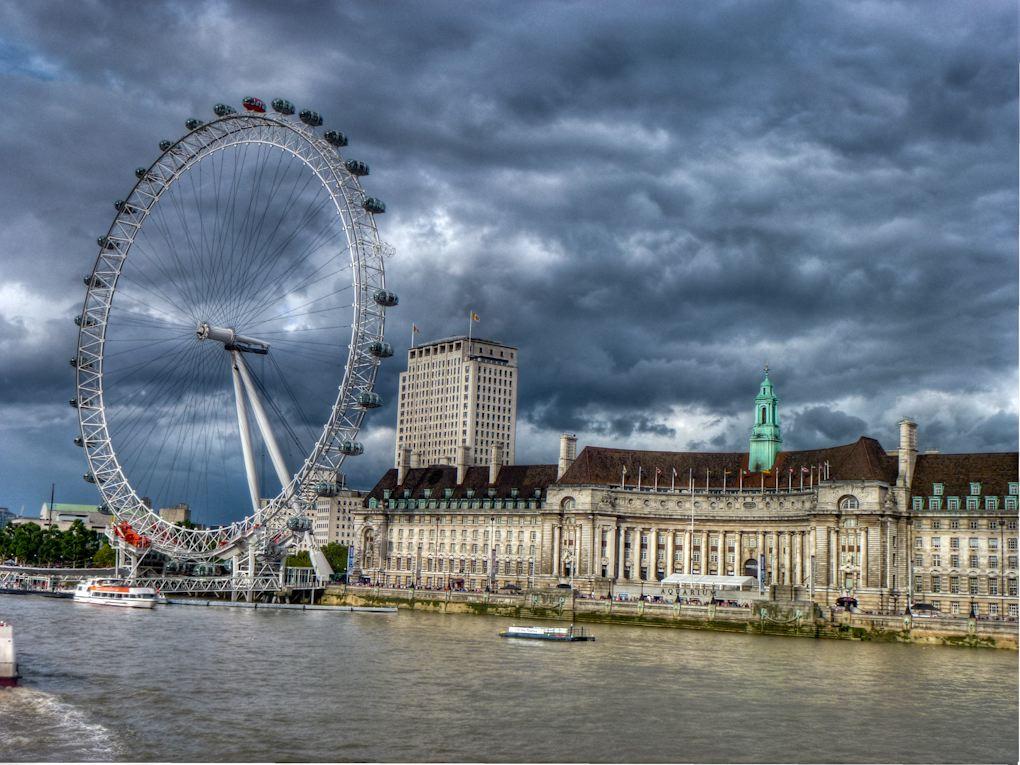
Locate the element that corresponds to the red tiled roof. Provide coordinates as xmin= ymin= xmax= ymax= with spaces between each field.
xmin=366 ymin=463 xmax=558 ymax=502
xmin=908 ymin=452 xmax=1018 ymax=499
xmin=556 ymin=437 xmax=898 ymax=487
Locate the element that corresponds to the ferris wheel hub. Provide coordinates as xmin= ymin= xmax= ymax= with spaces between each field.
xmin=196 ymin=322 xmax=270 ymax=354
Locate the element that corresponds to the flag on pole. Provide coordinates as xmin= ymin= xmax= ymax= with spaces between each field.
xmin=411 ymin=323 xmax=421 ymax=348
xmin=470 ymin=312 xmax=480 ymax=322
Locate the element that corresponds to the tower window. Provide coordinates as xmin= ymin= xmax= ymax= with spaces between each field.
xmin=760 ymin=407 xmax=766 ymax=424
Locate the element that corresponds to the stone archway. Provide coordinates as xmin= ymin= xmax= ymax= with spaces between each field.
xmin=743 ymin=558 xmax=758 ymax=578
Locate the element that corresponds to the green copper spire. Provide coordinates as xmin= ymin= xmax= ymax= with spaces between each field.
xmin=748 ymin=365 xmax=782 ymax=472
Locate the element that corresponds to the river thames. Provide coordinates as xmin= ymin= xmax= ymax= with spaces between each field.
xmin=0 ymin=596 xmax=1016 ymax=763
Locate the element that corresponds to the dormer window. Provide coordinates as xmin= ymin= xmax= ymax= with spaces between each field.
xmin=510 ymin=488 xmax=519 ymax=498
xmin=912 ymin=497 xmax=923 ymax=511
xmin=423 ymin=488 xmax=432 ymax=498
xmin=985 ymin=496 xmax=999 ymax=511
xmin=488 ymin=488 xmax=496 ymax=497
xmin=466 ymin=489 xmax=475 ymax=498
xmin=1006 ymin=496 xmax=1018 ymax=511
xmin=929 ymin=497 xmax=942 ymax=511
xmin=1010 ymin=483 xmax=1019 ymax=496
xmin=443 ymin=488 xmax=453 ymax=499
xmin=969 ymin=482 xmax=981 ymax=496
xmin=966 ymin=497 xmax=978 ymax=510
xmin=402 ymin=489 xmax=411 ymax=499
xmin=947 ymin=497 xmax=960 ymax=511
xmin=383 ymin=489 xmax=392 ymax=500
xmin=933 ymin=483 xmax=944 ymax=496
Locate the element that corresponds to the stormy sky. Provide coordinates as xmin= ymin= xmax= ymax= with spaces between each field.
xmin=0 ymin=0 xmax=1016 ymax=523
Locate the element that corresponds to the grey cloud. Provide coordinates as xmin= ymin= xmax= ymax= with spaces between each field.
xmin=0 ymin=0 xmax=1015 ymax=520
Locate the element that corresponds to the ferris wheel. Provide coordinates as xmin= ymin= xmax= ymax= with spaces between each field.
xmin=72 ymin=96 xmax=397 ymax=563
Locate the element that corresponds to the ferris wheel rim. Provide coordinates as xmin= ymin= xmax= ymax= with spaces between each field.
xmin=74 ymin=108 xmax=389 ymax=559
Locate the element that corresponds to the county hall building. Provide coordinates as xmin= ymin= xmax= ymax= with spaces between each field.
xmin=352 ymin=370 xmax=1019 ymax=618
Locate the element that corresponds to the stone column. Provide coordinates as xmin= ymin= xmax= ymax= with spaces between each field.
xmin=552 ymin=526 xmax=561 ymax=577
xmin=684 ymin=530 xmax=692 ymax=574
xmin=649 ymin=527 xmax=658 ymax=581
xmin=785 ymin=531 xmax=793 ymax=585
xmin=793 ymin=531 xmax=801 ymax=586
xmin=617 ymin=526 xmax=625 ymax=580
xmin=607 ymin=525 xmax=616 ymax=580
xmin=719 ymin=530 xmax=727 ymax=575
xmin=701 ymin=530 xmax=709 ymax=575
xmin=630 ymin=528 xmax=640 ymax=580
xmin=861 ymin=527 xmax=868 ymax=588
xmin=666 ymin=531 xmax=675 ymax=577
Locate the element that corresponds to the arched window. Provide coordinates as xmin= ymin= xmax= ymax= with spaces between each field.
xmin=560 ymin=497 xmax=576 ymax=510
xmin=760 ymin=407 xmax=766 ymax=424
xmin=839 ymin=496 xmax=859 ymax=510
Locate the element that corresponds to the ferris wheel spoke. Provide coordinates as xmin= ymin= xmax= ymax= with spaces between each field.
xmin=230 ymin=187 xmax=340 ymax=323
xmin=245 ymin=284 xmax=354 ymax=329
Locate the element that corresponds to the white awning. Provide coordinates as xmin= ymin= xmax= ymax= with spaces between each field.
xmin=660 ymin=574 xmax=757 ymax=589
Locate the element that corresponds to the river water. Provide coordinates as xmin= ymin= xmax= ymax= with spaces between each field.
xmin=0 ymin=596 xmax=1016 ymax=763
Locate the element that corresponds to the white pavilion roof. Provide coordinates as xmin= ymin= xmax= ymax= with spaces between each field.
xmin=660 ymin=574 xmax=757 ymax=588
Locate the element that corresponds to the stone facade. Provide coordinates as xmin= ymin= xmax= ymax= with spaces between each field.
xmin=394 ymin=336 xmax=518 ymax=468
xmin=354 ymin=376 xmax=1018 ymax=618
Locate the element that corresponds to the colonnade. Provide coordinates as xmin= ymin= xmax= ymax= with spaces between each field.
xmin=547 ymin=521 xmax=813 ymax=586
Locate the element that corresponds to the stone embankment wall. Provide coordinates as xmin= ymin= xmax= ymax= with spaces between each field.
xmin=321 ymin=586 xmax=1018 ymax=650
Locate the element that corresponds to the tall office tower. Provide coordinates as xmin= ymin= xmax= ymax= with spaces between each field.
xmin=395 ymin=336 xmax=518 ymax=468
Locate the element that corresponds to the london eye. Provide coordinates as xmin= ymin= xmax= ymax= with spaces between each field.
xmin=72 ymin=97 xmax=396 ymax=571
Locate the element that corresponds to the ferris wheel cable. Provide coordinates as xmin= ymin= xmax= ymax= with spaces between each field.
xmin=255 ymin=323 xmax=352 ymax=335
xmin=160 ymin=353 xmax=224 ymax=512
xmin=134 ymin=207 xmax=206 ymax=318
xmin=112 ymin=246 xmax=200 ymax=322
xmin=244 ymin=360 xmax=311 ymax=457
xmin=107 ymin=349 xmax=214 ymax=459
xmin=244 ymin=263 xmax=351 ymax=322
xmin=148 ymin=357 xmax=221 ymax=512
xmin=266 ymin=351 xmax=319 ymax=446
xmin=101 ymin=335 xmax=190 ymax=359
xmin=100 ymin=335 xmax=195 ymax=386
xmin=229 ymin=192 xmax=343 ymax=324
xmin=244 ymin=284 xmax=355 ymax=329
xmin=126 ymin=349 xmax=210 ymax=498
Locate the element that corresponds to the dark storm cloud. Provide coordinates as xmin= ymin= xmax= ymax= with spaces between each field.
xmin=0 ymin=0 xmax=1015 ymax=518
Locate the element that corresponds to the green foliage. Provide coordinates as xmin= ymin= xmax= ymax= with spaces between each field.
xmin=0 ymin=519 xmax=105 ymax=567
xmin=321 ymin=543 xmax=348 ymax=573
xmin=286 ymin=550 xmax=312 ymax=568
xmin=93 ymin=542 xmax=116 ymax=568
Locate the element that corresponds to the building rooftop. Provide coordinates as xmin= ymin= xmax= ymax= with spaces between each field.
xmin=411 ymin=335 xmax=518 ymax=351
xmin=908 ymin=452 xmax=1018 ymax=500
xmin=557 ymin=437 xmax=900 ymax=487
xmin=367 ymin=463 xmax=557 ymax=502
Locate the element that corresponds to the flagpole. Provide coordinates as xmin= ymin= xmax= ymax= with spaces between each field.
xmin=671 ymin=467 xmax=676 ymax=492
xmin=411 ymin=324 xmax=415 ymax=349
xmin=688 ymin=468 xmax=693 ymax=495
xmin=467 ymin=311 xmax=472 ymax=345
xmin=800 ymin=469 xmax=804 ymax=491
xmin=637 ymin=466 xmax=642 ymax=491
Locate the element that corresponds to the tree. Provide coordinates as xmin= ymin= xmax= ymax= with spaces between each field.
xmin=321 ymin=543 xmax=348 ymax=573
xmin=61 ymin=520 xmax=91 ymax=567
xmin=93 ymin=542 xmax=116 ymax=568
xmin=286 ymin=550 xmax=312 ymax=567
xmin=38 ymin=526 xmax=64 ymax=565
xmin=12 ymin=523 xmax=43 ymax=565
xmin=0 ymin=524 xmax=16 ymax=561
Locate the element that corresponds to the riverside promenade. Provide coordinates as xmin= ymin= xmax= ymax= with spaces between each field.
xmin=322 ymin=585 xmax=1018 ymax=649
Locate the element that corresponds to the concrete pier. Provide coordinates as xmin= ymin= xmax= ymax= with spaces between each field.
xmin=0 ymin=621 xmax=19 ymax=686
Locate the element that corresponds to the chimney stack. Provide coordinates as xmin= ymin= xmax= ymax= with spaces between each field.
xmin=456 ymin=444 xmax=470 ymax=485
xmin=557 ymin=433 xmax=577 ymax=480
xmin=897 ymin=418 xmax=918 ymax=490
xmin=489 ymin=443 xmax=504 ymax=485
xmin=409 ymin=450 xmax=420 ymax=469
xmin=397 ymin=447 xmax=411 ymax=485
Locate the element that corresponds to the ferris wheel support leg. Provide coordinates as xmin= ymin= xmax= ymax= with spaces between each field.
xmin=231 ymin=354 xmax=262 ymax=516
xmin=232 ymin=351 xmax=291 ymax=492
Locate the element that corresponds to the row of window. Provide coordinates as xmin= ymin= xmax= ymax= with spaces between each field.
xmin=929 ymin=482 xmax=1019 ymax=496
xmin=914 ymin=536 xmax=1017 ymax=550
xmin=914 ymin=553 xmax=1018 ymax=570
xmin=915 ymin=575 xmax=1018 ymax=596
xmin=913 ymin=496 xmax=1016 ymax=511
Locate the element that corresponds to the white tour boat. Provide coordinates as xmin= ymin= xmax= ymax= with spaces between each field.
xmin=72 ymin=578 xmax=158 ymax=609
xmin=499 ymin=624 xmax=595 ymax=641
